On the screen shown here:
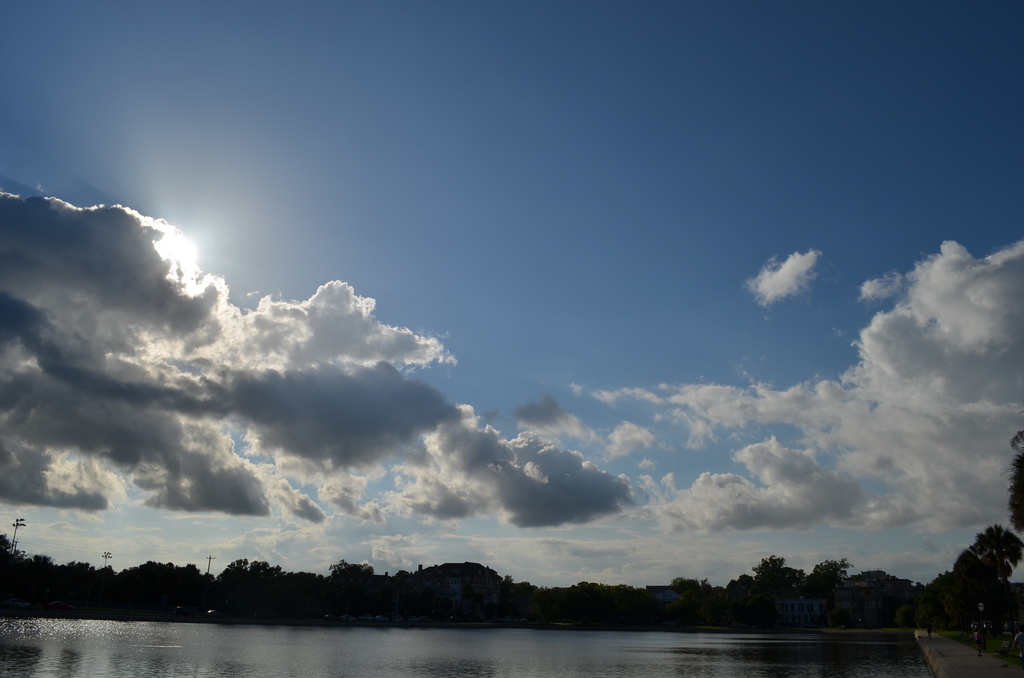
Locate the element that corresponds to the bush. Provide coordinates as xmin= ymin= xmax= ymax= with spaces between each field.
xmin=828 ymin=607 xmax=852 ymax=628
xmin=894 ymin=604 xmax=916 ymax=627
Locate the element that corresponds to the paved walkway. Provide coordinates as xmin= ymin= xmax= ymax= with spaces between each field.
xmin=916 ymin=630 xmax=1024 ymax=678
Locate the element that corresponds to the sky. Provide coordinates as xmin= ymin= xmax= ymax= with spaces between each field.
xmin=1 ymin=1 xmax=1023 ymax=588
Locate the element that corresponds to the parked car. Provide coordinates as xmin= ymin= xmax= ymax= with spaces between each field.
xmin=173 ymin=606 xmax=193 ymax=616
xmin=2 ymin=598 xmax=30 ymax=609
xmin=44 ymin=601 xmax=74 ymax=611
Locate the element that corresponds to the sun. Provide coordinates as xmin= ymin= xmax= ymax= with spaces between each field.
xmin=150 ymin=219 xmax=205 ymax=292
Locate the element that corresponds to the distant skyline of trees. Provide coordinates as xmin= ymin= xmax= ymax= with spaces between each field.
xmin=2 ymin=526 xmax=1020 ymax=630
xmin=0 ymin=532 xmax=873 ymax=627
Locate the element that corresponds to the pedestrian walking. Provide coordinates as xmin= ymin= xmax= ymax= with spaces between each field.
xmin=1013 ymin=625 xmax=1024 ymax=670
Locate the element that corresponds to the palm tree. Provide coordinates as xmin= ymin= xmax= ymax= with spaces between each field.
xmin=1009 ymin=427 xmax=1024 ymax=532
xmin=954 ymin=548 xmax=993 ymax=633
xmin=970 ymin=524 xmax=1024 ymax=632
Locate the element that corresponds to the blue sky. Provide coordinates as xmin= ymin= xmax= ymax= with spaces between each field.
xmin=1 ymin=1 xmax=1022 ymax=588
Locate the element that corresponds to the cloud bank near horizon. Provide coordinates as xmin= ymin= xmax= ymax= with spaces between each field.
xmin=0 ymin=193 xmax=631 ymax=527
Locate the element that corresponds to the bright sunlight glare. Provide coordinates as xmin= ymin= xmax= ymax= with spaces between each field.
xmin=150 ymin=219 xmax=206 ymax=293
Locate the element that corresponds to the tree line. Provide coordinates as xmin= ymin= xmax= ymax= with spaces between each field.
xmin=530 ymin=556 xmax=853 ymax=627
xmin=0 ymin=532 xmax=1016 ymax=629
xmin=0 ymin=534 xmax=855 ymax=626
xmin=0 ymin=549 xmax=496 ymax=620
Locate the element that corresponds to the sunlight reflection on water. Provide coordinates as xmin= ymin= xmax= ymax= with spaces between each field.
xmin=0 ymin=619 xmax=933 ymax=678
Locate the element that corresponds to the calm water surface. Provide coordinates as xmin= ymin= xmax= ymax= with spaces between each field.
xmin=0 ymin=618 xmax=933 ymax=678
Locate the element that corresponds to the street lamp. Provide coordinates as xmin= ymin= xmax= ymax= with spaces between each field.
xmin=10 ymin=518 xmax=25 ymax=555
xmin=99 ymin=552 xmax=112 ymax=606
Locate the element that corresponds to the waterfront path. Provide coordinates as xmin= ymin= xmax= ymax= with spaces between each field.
xmin=916 ymin=629 xmax=1024 ymax=678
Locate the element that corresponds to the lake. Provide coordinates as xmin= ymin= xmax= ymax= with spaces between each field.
xmin=0 ymin=619 xmax=933 ymax=678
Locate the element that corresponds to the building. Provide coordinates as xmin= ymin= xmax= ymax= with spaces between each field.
xmin=775 ymin=597 xmax=827 ymax=627
xmin=646 ymin=586 xmax=681 ymax=610
xmin=833 ymin=570 xmax=920 ymax=627
xmin=405 ymin=562 xmax=501 ymax=620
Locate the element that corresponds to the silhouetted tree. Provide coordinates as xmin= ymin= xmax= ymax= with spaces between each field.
xmin=828 ymin=607 xmax=853 ymax=628
xmin=215 ymin=558 xmax=283 ymax=615
xmin=329 ymin=559 xmax=374 ymax=577
xmin=1008 ymin=421 xmax=1024 ymax=531
xmin=914 ymin=571 xmax=956 ymax=630
xmin=498 ymin=575 xmax=536 ymax=618
xmin=278 ymin=571 xmax=328 ymax=618
xmin=610 ymin=584 xmax=657 ymax=624
xmin=970 ymin=524 xmax=1023 ymax=631
xmin=802 ymin=558 xmax=851 ymax=599
xmin=726 ymin=573 xmax=754 ymax=601
xmin=666 ymin=589 xmax=703 ymax=625
xmin=56 ymin=561 xmax=99 ymax=603
xmin=953 ymin=548 xmax=1000 ymax=633
xmin=734 ymin=593 xmax=777 ymax=627
xmin=751 ymin=555 xmax=805 ymax=597
xmin=895 ymin=604 xmax=916 ymax=627
xmin=22 ymin=554 xmax=56 ymax=604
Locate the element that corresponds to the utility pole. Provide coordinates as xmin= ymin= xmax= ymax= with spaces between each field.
xmin=10 ymin=518 xmax=25 ymax=555
xmin=203 ymin=555 xmax=215 ymax=611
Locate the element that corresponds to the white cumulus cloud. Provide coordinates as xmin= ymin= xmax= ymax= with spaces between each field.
xmin=746 ymin=249 xmax=822 ymax=306
xmin=611 ymin=239 xmax=1024 ymax=534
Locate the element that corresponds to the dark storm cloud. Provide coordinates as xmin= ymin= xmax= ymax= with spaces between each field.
xmin=493 ymin=436 xmax=633 ymax=527
xmin=412 ymin=417 xmax=633 ymax=527
xmin=134 ymin=447 xmax=271 ymax=517
xmin=0 ymin=357 xmax=269 ymax=516
xmin=0 ymin=293 xmax=46 ymax=348
xmin=0 ymin=440 xmax=108 ymax=510
xmin=220 ymin=363 xmax=459 ymax=468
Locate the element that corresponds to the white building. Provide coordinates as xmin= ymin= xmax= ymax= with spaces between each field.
xmin=775 ymin=597 xmax=826 ymax=627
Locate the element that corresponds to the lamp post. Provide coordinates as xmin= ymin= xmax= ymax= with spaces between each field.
xmin=10 ymin=518 xmax=25 ymax=555
xmin=99 ymin=552 xmax=112 ymax=606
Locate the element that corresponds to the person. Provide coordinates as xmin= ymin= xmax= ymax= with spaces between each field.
xmin=927 ymin=624 xmax=932 ymax=638
xmin=975 ymin=627 xmax=985 ymax=656
xmin=1014 ymin=625 xmax=1024 ymax=670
